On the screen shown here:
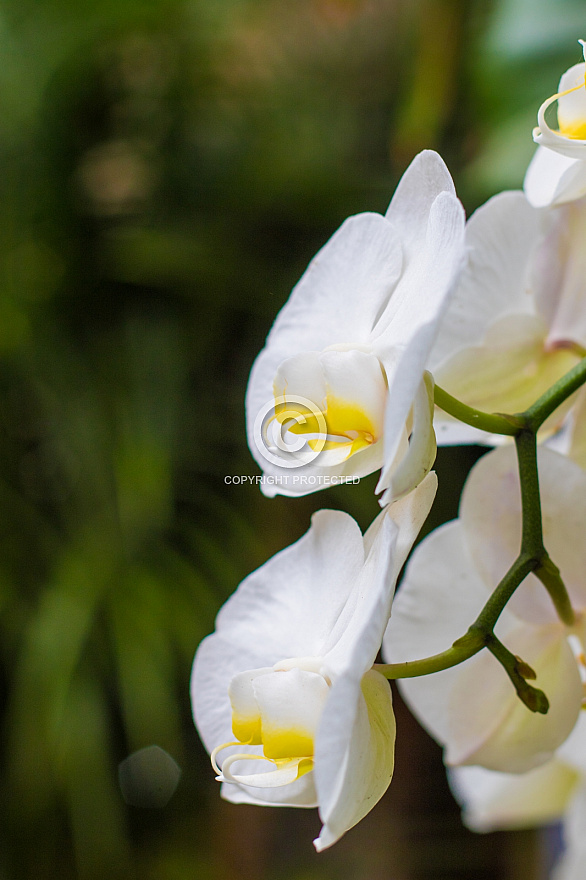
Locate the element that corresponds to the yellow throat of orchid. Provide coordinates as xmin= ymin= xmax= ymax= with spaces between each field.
xmin=264 ymin=347 xmax=388 ymax=467
xmin=211 ymin=663 xmax=329 ymax=789
xmin=274 ymin=393 xmax=378 ymax=460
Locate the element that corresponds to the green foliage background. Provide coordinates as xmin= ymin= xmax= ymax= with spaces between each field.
xmin=0 ymin=0 xmax=582 ymax=877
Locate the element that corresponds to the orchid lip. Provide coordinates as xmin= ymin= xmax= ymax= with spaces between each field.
xmin=534 ymin=86 xmax=586 ymax=144
xmin=211 ymin=742 xmax=314 ymax=789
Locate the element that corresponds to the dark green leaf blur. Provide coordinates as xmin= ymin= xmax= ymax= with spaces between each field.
xmin=0 ymin=0 xmax=579 ymax=877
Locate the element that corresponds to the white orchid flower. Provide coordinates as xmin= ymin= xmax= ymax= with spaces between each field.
xmin=449 ymin=741 xmax=586 ymax=880
xmin=526 ymin=40 xmax=586 ymax=207
xmin=430 ymin=190 xmax=586 ymax=445
xmin=246 ymin=150 xmax=465 ymax=502
xmin=447 ymin=711 xmax=586 ymax=834
xmin=449 ymin=764 xmax=586 ymax=880
xmin=448 ymin=759 xmax=579 ymax=833
xmin=383 ymin=446 xmax=586 ymax=774
xmin=191 ymin=474 xmax=436 ymax=851
xmin=452 ymin=740 xmax=586 ymax=880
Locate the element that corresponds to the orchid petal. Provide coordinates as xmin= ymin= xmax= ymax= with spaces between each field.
xmin=386 ymin=149 xmax=455 ymax=218
xmin=534 ymin=200 xmax=586 ymax=349
xmin=228 ymin=667 xmax=273 ymax=744
xmin=375 ymin=186 xmax=465 ymax=344
xmin=449 ymin=761 xmax=578 ymax=832
xmin=556 ymin=710 xmax=586 ymax=775
xmin=431 ymin=191 xmax=541 ymax=370
xmin=549 ymin=157 xmax=586 ymax=205
xmin=383 ymin=521 xmax=506 ymax=747
xmin=314 ymin=478 xmax=434 ymax=847
xmin=384 ymin=149 xmax=456 ymax=276
xmin=261 ymin=212 xmax=403 ymax=352
xmin=313 ymin=481 xmax=436 ymax=850
xmin=374 ymin=192 xmax=465 ymax=498
xmin=252 ymin=668 xmax=329 ymax=759
xmin=314 ymin=670 xmax=395 ymax=851
xmin=434 ymin=313 xmax=579 ymax=427
xmin=384 ymin=521 xmax=489 ymax=662
xmin=525 ymin=145 xmax=586 ymax=207
xmin=378 ymin=372 xmax=436 ymax=505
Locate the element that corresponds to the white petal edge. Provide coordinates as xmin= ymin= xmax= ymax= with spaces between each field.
xmin=430 ymin=190 xmax=541 ymax=371
xmin=314 ymin=670 xmax=395 ymax=851
xmin=374 ymin=191 xmax=465 ymax=497
xmin=385 ymin=149 xmax=456 ymax=271
xmin=449 ymin=761 xmax=578 ymax=833
xmin=378 ymin=372 xmax=436 ymax=505
xmin=524 ymin=145 xmax=586 ymax=207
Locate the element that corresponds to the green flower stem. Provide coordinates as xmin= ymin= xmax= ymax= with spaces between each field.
xmin=534 ymin=556 xmax=575 ymax=626
xmin=377 ymin=364 xmax=586 ymax=688
xmin=372 ymin=639 xmax=481 ymax=681
xmin=524 ymin=356 xmax=586 ymax=431
xmin=435 ymin=356 xmax=586 ymax=437
xmin=376 ymin=433 xmax=576 ymax=686
xmin=468 ymin=553 xmax=537 ymax=634
xmin=485 ymin=634 xmax=549 ymax=714
xmin=515 ymin=429 xmax=545 ymax=556
xmin=515 ymin=428 xmax=575 ymax=625
xmin=377 ymin=364 xmax=586 ymax=693
xmin=374 ymin=554 xmax=536 ymax=681
xmin=433 ymin=384 xmax=521 ymax=436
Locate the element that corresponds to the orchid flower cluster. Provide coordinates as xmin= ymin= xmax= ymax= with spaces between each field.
xmin=191 ymin=41 xmax=586 ymax=871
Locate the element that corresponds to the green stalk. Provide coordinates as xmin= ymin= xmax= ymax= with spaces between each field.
xmin=515 ymin=428 xmax=575 ymax=625
xmin=377 ymin=363 xmax=586 ymax=695
xmin=515 ymin=429 xmax=544 ymax=556
xmin=375 ymin=554 xmax=536 ymax=681
xmin=524 ymin=356 xmax=586 ymax=431
xmin=433 ymin=384 xmax=521 ymax=435
xmin=376 ymin=433 xmax=575 ymax=689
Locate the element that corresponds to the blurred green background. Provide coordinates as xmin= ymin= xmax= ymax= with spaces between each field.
xmin=0 ymin=0 xmax=582 ymax=877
